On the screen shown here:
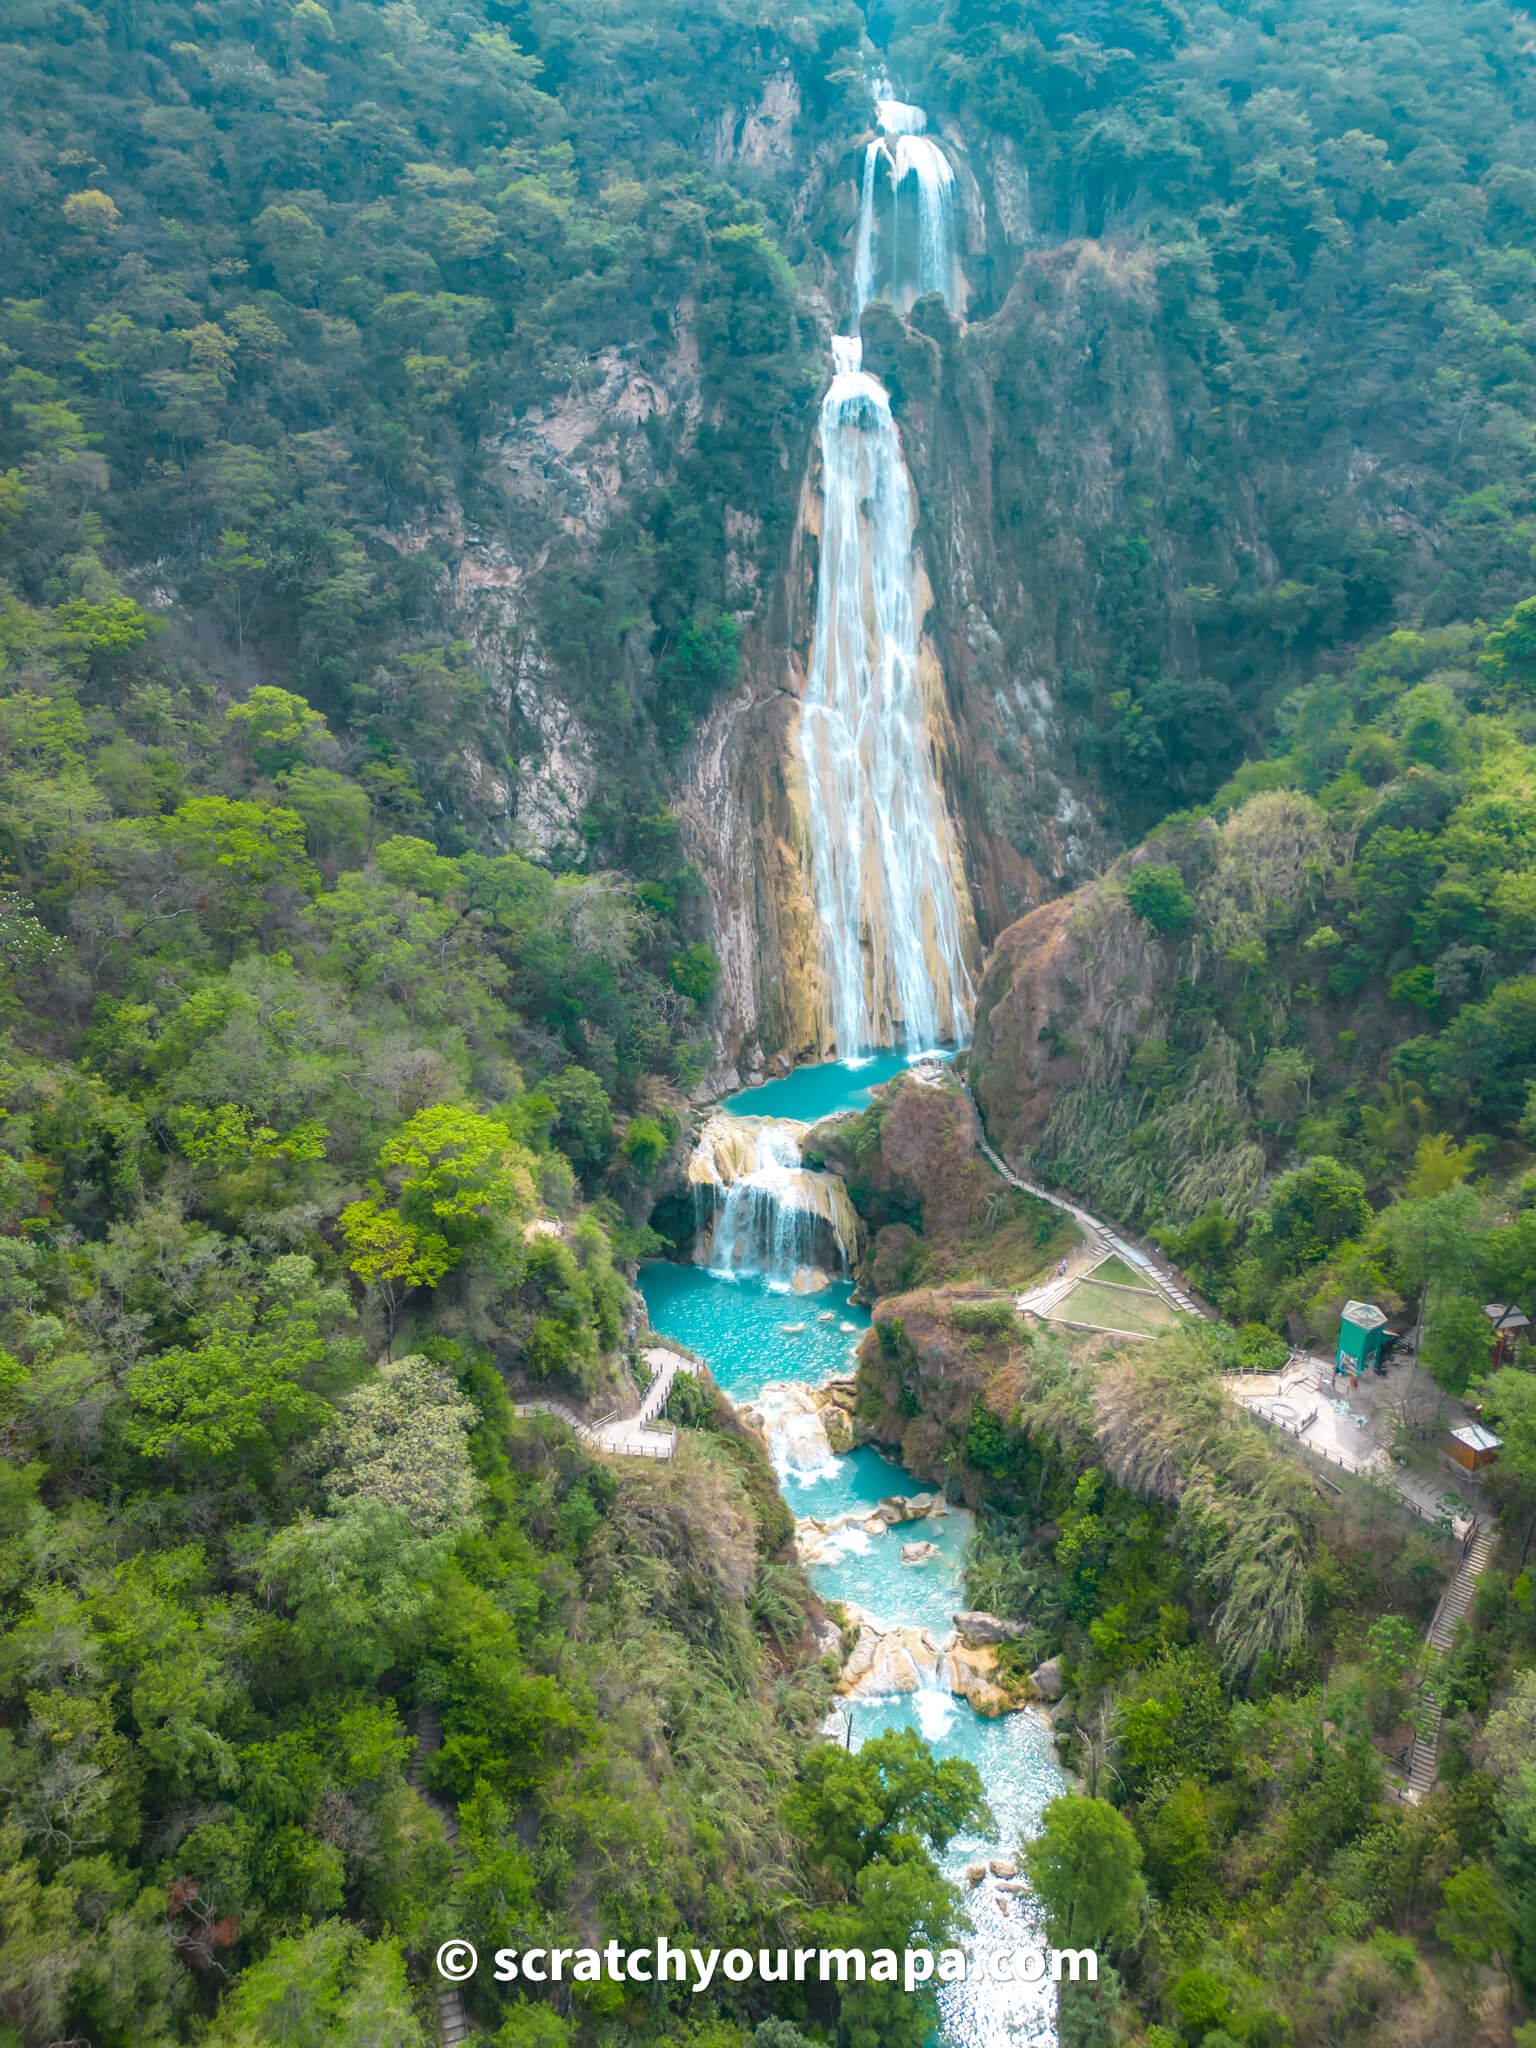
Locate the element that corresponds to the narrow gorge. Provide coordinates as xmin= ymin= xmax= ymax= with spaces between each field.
xmin=643 ymin=79 xmax=1064 ymax=2048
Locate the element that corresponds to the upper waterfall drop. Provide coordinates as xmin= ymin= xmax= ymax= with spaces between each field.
xmin=795 ymin=86 xmax=978 ymax=1056
xmin=851 ymin=93 xmax=961 ymax=318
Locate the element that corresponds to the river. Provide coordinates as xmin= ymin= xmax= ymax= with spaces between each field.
xmin=640 ymin=1055 xmax=1066 ymax=2048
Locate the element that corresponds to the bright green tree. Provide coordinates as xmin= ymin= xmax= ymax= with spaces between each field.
xmin=1024 ymin=1794 xmax=1146 ymax=1951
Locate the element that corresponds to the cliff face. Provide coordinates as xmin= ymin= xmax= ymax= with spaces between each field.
xmin=685 ymin=117 xmax=1227 ymax=1073
xmin=968 ymin=885 xmax=1167 ymax=1160
xmin=853 ymin=1288 xmax=1030 ymax=1500
xmin=969 ymin=791 xmax=1334 ymax=1228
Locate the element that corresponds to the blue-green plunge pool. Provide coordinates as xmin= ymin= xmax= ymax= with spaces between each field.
xmin=639 ymin=1060 xmax=1065 ymax=2047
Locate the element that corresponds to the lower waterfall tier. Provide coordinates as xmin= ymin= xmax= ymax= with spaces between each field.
xmin=688 ymin=1110 xmax=860 ymax=1277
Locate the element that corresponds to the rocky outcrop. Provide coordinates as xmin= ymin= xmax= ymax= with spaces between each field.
xmin=954 ymin=1610 xmax=1031 ymax=1646
xmin=839 ymin=1612 xmax=944 ymax=1696
xmin=968 ymin=791 xmax=1328 ymax=1217
xmin=854 ymin=1286 xmax=1027 ymax=1497
xmin=809 ymin=1070 xmax=1069 ymax=1293
xmin=968 ymin=884 xmax=1164 ymax=1157
xmin=795 ymin=1489 xmax=951 ymax=1567
xmin=1029 ymin=1656 xmax=1065 ymax=1701
xmin=835 ymin=1609 xmax=1026 ymax=1717
xmin=945 ymin=1638 xmax=1017 ymax=1717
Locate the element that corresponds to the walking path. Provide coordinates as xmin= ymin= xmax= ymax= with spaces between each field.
xmin=967 ymin=1113 xmax=1204 ymax=1319
xmin=960 ymin=1080 xmax=1501 ymax=1574
xmin=1406 ymin=1522 xmax=1498 ymax=1803
xmin=411 ymin=1706 xmax=469 ymax=2048
xmin=513 ymin=1346 xmax=700 ymax=1461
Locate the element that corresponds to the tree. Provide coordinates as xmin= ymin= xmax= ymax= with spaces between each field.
xmin=322 ymin=1355 xmax=478 ymax=1535
xmin=1123 ymin=862 xmax=1195 ymax=934
xmin=1479 ymin=1368 xmax=1536 ymax=1559
xmin=126 ymin=1268 xmax=345 ymax=1477
xmin=1024 ymin=1795 xmax=1146 ymax=1951
xmin=785 ymin=1729 xmax=988 ymax=1894
xmin=379 ymin=1105 xmax=537 ymax=1240
xmin=339 ymin=1196 xmax=454 ymax=1345
xmin=542 ymin=1066 xmax=613 ymax=1169
xmin=1263 ymin=1156 xmax=1372 ymax=1272
xmin=1421 ymin=1294 xmax=1493 ymax=1395
xmin=1437 ymin=1864 xmax=1516 ymax=1985
xmin=225 ymin=685 xmax=326 ymax=772
xmin=205 ymin=1920 xmax=428 ymax=2048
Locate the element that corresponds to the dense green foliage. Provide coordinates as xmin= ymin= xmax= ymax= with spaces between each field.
xmin=862 ymin=1288 xmax=1536 ymax=2045
xmin=14 ymin=0 xmax=1536 ymax=2043
xmin=894 ymin=0 xmax=1536 ymax=833
xmin=0 ymin=3 xmax=1001 ymax=2044
xmin=0 ymin=0 xmax=858 ymax=814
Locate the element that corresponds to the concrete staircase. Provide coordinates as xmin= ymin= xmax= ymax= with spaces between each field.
xmin=976 ymin=1119 xmax=1198 ymax=1322
xmin=1405 ymin=1523 xmax=1498 ymax=1803
xmin=514 ymin=1348 xmax=700 ymax=1460
xmin=636 ymin=1345 xmax=692 ymax=1424
xmin=410 ymin=1707 xmax=470 ymax=2047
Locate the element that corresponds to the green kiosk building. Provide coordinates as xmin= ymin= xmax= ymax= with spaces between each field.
xmin=1336 ymin=1299 xmax=1388 ymax=1376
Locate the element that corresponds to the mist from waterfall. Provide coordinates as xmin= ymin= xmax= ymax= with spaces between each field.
xmin=797 ymin=89 xmax=976 ymax=1054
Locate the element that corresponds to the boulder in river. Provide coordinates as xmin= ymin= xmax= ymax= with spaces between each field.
xmin=952 ymin=1609 xmax=1030 ymax=1645
xmin=880 ymin=1491 xmax=946 ymax=1525
xmin=839 ymin=1614 xmax=943 ymax=1697
xmin=1030 ymin=1656 xmax=1065 ymax=1701
xmin=900 ymin=1539 xmax=939 ymax=1564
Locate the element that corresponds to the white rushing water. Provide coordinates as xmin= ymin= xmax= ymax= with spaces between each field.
xmin=645 ymin=1061 xmax=1067 ymax=2048
xmin=857 ymin=93 xmax=959 ymax=313
xmin=797 ymin=90 xmax=976 ymax=1054
xmin=689 ymin=1111 xmax=860 ymax=1277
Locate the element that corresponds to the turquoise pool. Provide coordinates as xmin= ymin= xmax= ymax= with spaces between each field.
xmin=639 ymin=1059 xmax=1063 ymax=2048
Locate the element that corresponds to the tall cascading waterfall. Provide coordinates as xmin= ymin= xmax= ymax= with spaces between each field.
xmin=796 ymin=92 xmax=978 ymax=1055
xmin=688 ymin=1111 xmax=860 ymax=1279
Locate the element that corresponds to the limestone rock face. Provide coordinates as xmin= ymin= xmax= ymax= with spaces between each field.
xmin=945 ymin=1638 xmax=1015 ymax=1717
xmin=812 ymin=1075 xmax=991 ymax=1261
xmin=968 ymin=887 xmax=1165 ymax=1158
xmin=839 ymin=1613 xmax=945 ymax=1696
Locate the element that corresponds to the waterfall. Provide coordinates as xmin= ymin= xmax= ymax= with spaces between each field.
xmin=853 ymin=94 xmax=959 ymax=318
xmin=688 ymin=1112 xmax=859 ymax=1278
xmin=797 ymin=89 xmax=977 ymax=1056
xmin=799 ymin=346 xmax=976 ymax=1053
xmin=891 ymin=134 xmax=956 ymax=305
xmin=742 ymin=1383 xmax=840 ymax=1481
xmin=852 ymin=140 xmax=881 ymax=319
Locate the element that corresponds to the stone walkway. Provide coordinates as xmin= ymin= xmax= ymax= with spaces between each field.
xmin=1225 ymin=1359 xmax=1488 ymax=1537
xmin=967 ymin=1120 xmax=1203 ymax=1320
xmin=1407 ymin=1523 xmax=1498 ymax=1802
xmin=514 ymin=1346 xmax=700 ymax=1460
xmin=961 ymin=1082 xmax=1504 ymax=1574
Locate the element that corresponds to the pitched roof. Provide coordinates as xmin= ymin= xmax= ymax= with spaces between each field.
xmin=1483 ymin=1303 xmax=1530 ymax=1331
xmin=1450 ymin=1424 xmax=1501 ymax=1453
xmin=1341 ymin=1299 xmax=1387 ymax=1331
